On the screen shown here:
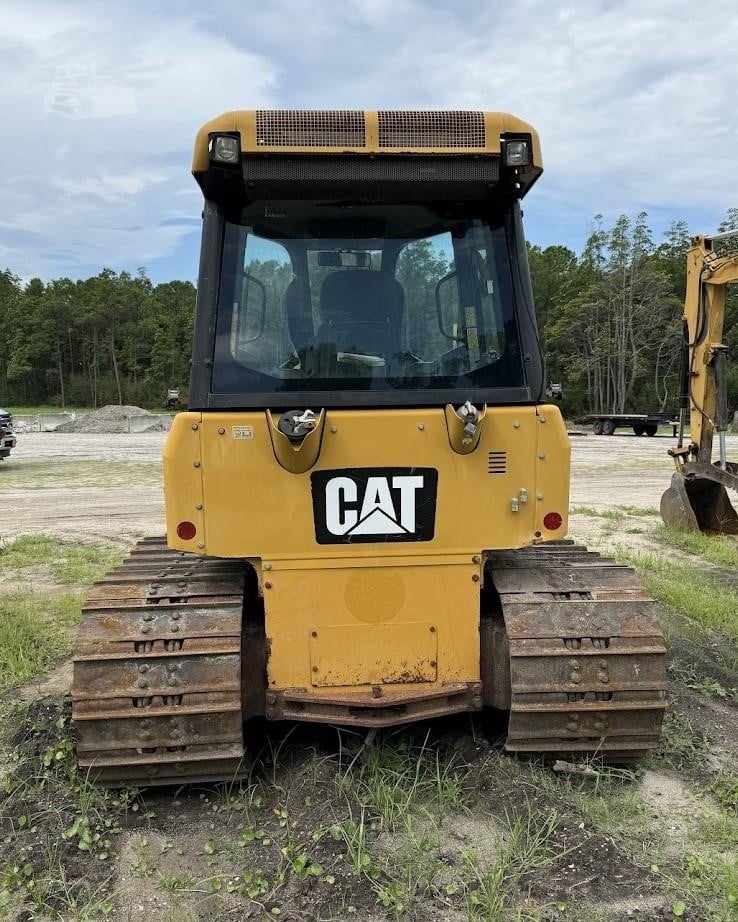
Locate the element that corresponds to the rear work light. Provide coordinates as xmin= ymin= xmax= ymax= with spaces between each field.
xmin=176 ymin=520 xmax=197 ymax=540
xmin=210 ymin=134 xmax=240 ymax=164
xmin=504 ymin=139 xmax=531 ymax=167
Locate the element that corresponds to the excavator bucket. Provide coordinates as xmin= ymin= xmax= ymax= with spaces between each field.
xmin=661 ymin=465 xmax=738 ymax=535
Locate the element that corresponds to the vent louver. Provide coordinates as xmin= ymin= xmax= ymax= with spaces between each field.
xmin=487 ymin=451 xmax=507 ymax=474
xmin=256 ymin=110 xmax=366 ymax=148
xmin=378 ymin=110 xmax=485 ymax=148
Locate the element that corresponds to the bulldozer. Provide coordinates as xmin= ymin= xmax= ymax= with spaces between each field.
xmin=661 ymin=231 xmax=738 ymax=534
xmin=72 ymin=110 xmax=667 ymax=785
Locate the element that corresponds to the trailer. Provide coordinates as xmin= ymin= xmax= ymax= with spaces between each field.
xmin=580 ymin=413 xmax=678 ymax=437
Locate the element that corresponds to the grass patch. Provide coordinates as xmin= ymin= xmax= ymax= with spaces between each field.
xmin=0 ymin=535 xmax=120 ymax=586
xmin=0 ymin=592 xmax=80 ymax=692
xmin=618 ymin=550 xmax=738 ymax=647
xmin=571 ymin=505 xmax=659 ymax=519
xmin=654 ymin=524 xmax=738 ymax=569
xmin=0 ymin=536 xmax=122 ymax=690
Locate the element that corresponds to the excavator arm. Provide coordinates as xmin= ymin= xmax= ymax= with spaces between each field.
xmin=661 ymin=231 xmax=738 ymax=533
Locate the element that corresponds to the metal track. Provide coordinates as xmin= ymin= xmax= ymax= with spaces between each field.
xmin=487 ymin=541 xmax=668 ymax=760
xmin=72 ymin=538 xmax=249 ymax=786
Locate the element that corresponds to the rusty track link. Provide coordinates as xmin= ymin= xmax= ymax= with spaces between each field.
xmin=72 ymin=538 xmax=249 ymax=786
xmin=487 ymin=541 xmax=668 ymax=760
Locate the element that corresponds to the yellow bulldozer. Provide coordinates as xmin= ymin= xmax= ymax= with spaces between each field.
xmin=72 ymin=110 xmax=669 ymax=785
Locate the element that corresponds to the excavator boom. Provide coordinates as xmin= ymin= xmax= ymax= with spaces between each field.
xmin=661 ymin=231 xmax=738 ymax=533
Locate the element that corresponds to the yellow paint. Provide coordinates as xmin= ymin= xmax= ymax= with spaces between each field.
xmin=162 ymin=405 xmax=570 ymax=696
xmin=191 ymin=109 xmax=542 ymax=171
xmin=682 ymin=237 xmax=738 ymax=457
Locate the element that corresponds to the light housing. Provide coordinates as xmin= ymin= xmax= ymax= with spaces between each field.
xmin=210 ymin=134 xmax=241 ymax=164
xmin=176 ymin=520 xmax=197 ymax=540
xmin=504 ymin=138 xmax=531 ymax=168
xmin=543 ymin=511 xmax=563 ymax=531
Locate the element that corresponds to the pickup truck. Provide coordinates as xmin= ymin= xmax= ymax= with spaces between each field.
xmin=0 ymin=408 xmax=16 ymax=459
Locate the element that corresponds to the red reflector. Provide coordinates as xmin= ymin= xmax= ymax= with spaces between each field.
xmin=543 ymin=512 xmax=563 ymax=531
xmin=176 ymin=521 xmax=197 ymax=540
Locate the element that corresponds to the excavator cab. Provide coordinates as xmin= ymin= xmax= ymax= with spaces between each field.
xmin=661 ymin=231 xmax=738 ymax=534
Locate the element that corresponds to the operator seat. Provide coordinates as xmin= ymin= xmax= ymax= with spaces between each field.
xmin=314 ymin=270 xmax=404 ymax=358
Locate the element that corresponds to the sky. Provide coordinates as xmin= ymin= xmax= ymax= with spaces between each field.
xmin=1 ymin=0 xmax=737 ymax=283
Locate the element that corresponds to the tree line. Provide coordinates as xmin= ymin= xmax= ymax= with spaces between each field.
xmin=0 ymin=210 xmax=736 ymax=414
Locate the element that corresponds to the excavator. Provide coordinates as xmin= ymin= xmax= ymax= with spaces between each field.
xmin=72 ymin=110 xmax=668 ymax=785
xmin=661 ymin=231 xmax=738 ymax=534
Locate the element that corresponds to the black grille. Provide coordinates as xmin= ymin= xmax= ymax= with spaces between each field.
xmin=256 ymin=110 xmax=366 ymax=148
xmin=487 ymin=451 xmax=507 ymax=474
xmin=242 ymin=154 xmax=499 ymax=185
xmin=378 ymin=111 xmax=485 ymax=148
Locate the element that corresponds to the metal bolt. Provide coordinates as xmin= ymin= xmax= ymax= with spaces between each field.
xmin=539 ymin=415 xmax=547 ymax=423
xmin=430 ymin=625 xmax=436 ymax=633
xmin=170 ymin=624 xmax=180 ymax=633
xmin=138 ymin=664 xmax=148 ymax=674
xmin=193 ymin=460 xmax=201 ymax=468
xmin=513 ymin=421 xmax=521 ymax=429
xmin=538 ymin=452 xmax=546 ymax=460
xmin=143 ymin=613 xmax=154 ymax=622
xmin=197 ymin=543 xmax=205 ymax=549
xmin=137 ymin=679 xmax=149 ymax=689
xmin=218 ymin=427 xmax=225 ymax=435
xmin=311 ymin=630 xmax=318 ymax=638
xmin=264 ymin=580 xmax=273 ymax=589
xmin=418 ymin=423 xmax=425 ymax=431
xmin=472 ymin=555 xmax=481 ymax=564
xmin=537 ymin=493 xmax=544 ymax=501
xmin=571 ymin=674 xmax=582 ymax=684
xmin=593 ymin=720 xmax=605 ymax=731
xmin=330 ymin=426 xmax=337 ymax=434
xmin=172 ymin=612 xmax=181 ymax=621
xmin=598 ymin=672 xmax=610 ymax=684
xmin=191 ymin=423 xmax=199 ymax=431
xmin=266 ymin=693 xmax=277 ymax=705
xmin=167 ymin=663 xmax=177 ymax=673
xmin=566 ymin=722 xmax=578 ymax=732
xmin=263 ymin=562 xmax=272 ymax=571
xmin=168 ymin=677 xmax=178 ymax=687
xmin=195 ymin=503 xmax=203 ymax=510
xmin=599 ymin=660 xmax=607 ymax=668
xmin=472 ymin=573 xmax=480 ymax=582
xmin=141 ymin=626 xmax=151 ymax=635
xmin=312 ymin=666 xmax=319 ymax=673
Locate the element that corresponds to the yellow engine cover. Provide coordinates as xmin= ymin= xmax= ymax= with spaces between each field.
xmin=163 ymin=406 xmax=569 ymax=696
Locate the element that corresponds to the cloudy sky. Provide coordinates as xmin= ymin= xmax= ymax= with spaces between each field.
xmin=2 ymin=0 xmax=737 ymax=281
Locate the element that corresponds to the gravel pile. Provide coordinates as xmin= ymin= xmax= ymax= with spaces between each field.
xmin=55 ymin=405 xmax=159 ymax=434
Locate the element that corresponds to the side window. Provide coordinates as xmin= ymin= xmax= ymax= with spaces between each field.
xmin=396 ymin=234 xmax=456 ymax=361
xmin=231 ymin=234 xmax=294 ymax=367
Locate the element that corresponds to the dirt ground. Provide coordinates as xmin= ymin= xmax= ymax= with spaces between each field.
xmin=1 ymin=429 xmax=737 ymax=922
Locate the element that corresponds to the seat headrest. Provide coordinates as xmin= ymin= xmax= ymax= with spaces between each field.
xmin=320 ymin=270 xmax=403 ymax=325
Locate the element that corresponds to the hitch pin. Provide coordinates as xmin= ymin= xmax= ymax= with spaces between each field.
xmin=457 ymin=400 xmax=480 ymax=444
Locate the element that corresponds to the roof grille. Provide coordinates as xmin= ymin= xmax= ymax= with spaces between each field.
xmin=256 ymin=110 xmax=366 ymax=148
xmin=487 ymin=451 xmax=507 ymax=475
xmin=378 ymin=110 xmax=485 ymax=148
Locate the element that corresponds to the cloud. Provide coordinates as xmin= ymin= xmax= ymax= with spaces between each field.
xmin=0 ymin=1 xmax=276 ymax=278
xmin=1 ymin=0 xmax=736 ymax=280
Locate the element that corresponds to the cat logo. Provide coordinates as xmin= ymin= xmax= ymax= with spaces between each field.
xmin=311 ymin=468 xmax=438 ymax=545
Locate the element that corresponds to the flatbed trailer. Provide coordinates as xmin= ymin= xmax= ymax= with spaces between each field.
xmin=580 ymin=414 xmax=678 ymax=437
